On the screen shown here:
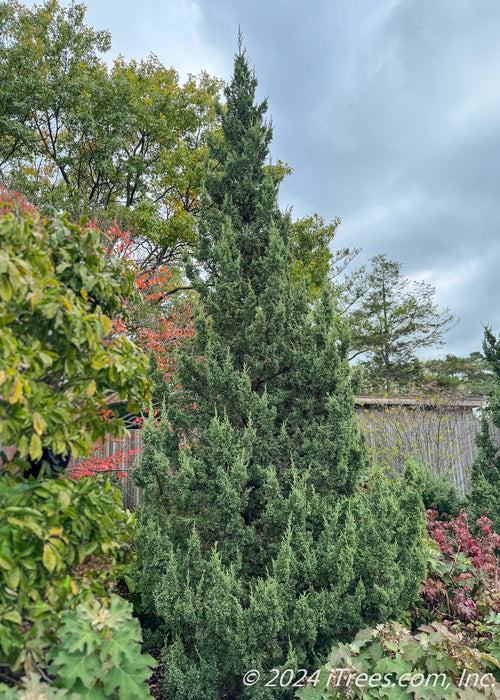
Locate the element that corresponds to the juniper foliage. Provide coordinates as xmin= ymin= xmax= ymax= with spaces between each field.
xmin=133 ymin=44 xmax=426 ymax=699
xmin=469 ymin=327 xmax=500 ymax=527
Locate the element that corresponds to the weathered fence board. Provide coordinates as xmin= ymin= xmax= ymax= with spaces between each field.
xmin=68 ymin=432 xmax=144 ymax=511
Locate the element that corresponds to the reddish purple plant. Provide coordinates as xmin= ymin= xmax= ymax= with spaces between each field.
xmin=427 ymin=509 xmax=500 ymax=573
xmin=421 ymin=509 xmax=500 ymax=623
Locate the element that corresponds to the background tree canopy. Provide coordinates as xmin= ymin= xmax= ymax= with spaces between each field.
xmin=345 ymin=254 xmax=456 ymax=393
xmin=0 ymin=0 xmax=222 ymax=268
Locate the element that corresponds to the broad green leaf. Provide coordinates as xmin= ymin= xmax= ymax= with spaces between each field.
xmin=29 ymin=432 xmax=42 ymax=460
xmin=49 ymin=647 xmax=102 ymax=690
xmin=18 ymin=434 xmax=29 ymax=457
xmin=0 ymin=275 xmax=12 ymax=301
xmin=2 ymin=609 xmax=22 ymax=625
xmin=481 ymin=652 xmax=500 ymax=669
xmin=33 ymin=412 xmax=43 ymax=436
xmin=102 ymin=660 xmax=155 ymax=698
xmin=0 ymin=553 xmax=14 ymax=570
xmin=42 ymin=543 xmax=57 ymax=573
xmin=8 ymin=377 xmax=22 ymax=404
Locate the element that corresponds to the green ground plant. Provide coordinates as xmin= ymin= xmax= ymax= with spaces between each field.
xmin=296 ymin=620 xmax=500 ymax=699
xmin=0 ymin=597 xmax=156 ymax=698
xmin=45 ymin=596 xmax=156 ymax=698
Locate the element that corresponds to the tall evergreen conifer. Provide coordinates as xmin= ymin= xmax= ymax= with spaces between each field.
xmin=134 ymin=43 xmax=426 ymax=699
xmin=469 ymin=327 xmax=500 ymax=527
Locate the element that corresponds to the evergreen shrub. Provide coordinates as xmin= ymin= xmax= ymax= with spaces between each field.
xmin=469 ymin=328 xmax=500 ymax=528
xmin=133 ymin=44 xmax=427 ymax=699
xmin=392 ymin=459 xmax=463 ymax=518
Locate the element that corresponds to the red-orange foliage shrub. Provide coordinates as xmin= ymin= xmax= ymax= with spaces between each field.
xmin=0 ymin=185 xmax=38 ymax=217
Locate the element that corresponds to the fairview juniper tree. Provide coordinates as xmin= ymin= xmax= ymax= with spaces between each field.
xmin=133 ymin=44 xmax=426 ymax=699
xmin=469 ymin=327 xmax=500 ymax=527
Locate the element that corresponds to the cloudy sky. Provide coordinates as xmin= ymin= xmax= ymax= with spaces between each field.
xmin=80 ymin=0 xmax=500 ymax=358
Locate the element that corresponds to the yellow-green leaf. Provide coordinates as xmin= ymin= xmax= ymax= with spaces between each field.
xmin=18 ymin=435 xmax=29 ymax=458
xmin=8 ymin=261 xmax=21 ymax=291
xmin=86 ymin=379 xmax=96 ymax=397
xmin=8 ymin=377 xmax=22 ymax=404
xmin=42 ymin=543 xmax=57 ymax=573
xmin=91 ymin=355 xmax=109 ymax=370
xmin=2 ymin=609 xmax=22 ymax=625
xmin=57 ymin=491 xmax=71 ymax=508
xmin=0 ymin=554 xmax=13 ymax=570
xmin=0 ymin=370 xmax=6 ymax=386
xmin=7 ymin=517 xmax=25 ymax=529
xmin=11 ymin=647 xmax=26 ymax=673
xmin=0 ymin=275 xmax=12 ymax=301
xmin=33 ymin=412 xmax=43 ymax=436
xmin=101 ymin=314 xmax=112 ymax=335
xmin=29 ymin=433 xmax=42 ymax=461
xmin=80 ymin=287 xmax=88 ymax=301
xmin=61 ymin=296 xmax=73 ymax=312
xmin=6 ymin=567 xmax=20 ymax=590
xmin=481 ymin=652 xmax=500 ymax=669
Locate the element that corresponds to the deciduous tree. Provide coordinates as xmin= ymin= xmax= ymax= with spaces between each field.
xmin=289 ymin=213 xmax=360 ymax=301
xmin=0 ymin=0 xmax=221 ymax=267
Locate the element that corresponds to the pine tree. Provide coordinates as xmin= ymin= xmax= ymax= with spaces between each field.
xmin=133 ymin=43 xmax=426 ymax=699
xmin=469 ymin=327 xmax=500 ymax=527
xmin=346 ymin=254 xmax=456 ymax=393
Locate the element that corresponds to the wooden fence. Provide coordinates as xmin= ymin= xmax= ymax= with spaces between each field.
xmin=65 ymin=396 xmax=498 ymax=509
xmin=68 ymin=431 xmax=144 ymax=511
xmin=354 ymin=396 xmax=495 ymax=498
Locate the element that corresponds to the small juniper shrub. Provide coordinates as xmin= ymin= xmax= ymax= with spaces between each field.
xmin=420 ymin=468 xmax=463 ymax=518
xmin=386 ymin=459 xmax=463 ymax=520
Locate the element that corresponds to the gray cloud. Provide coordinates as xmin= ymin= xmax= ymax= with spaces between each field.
xmin=65 ymin=0 xmax=500 ymax=356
